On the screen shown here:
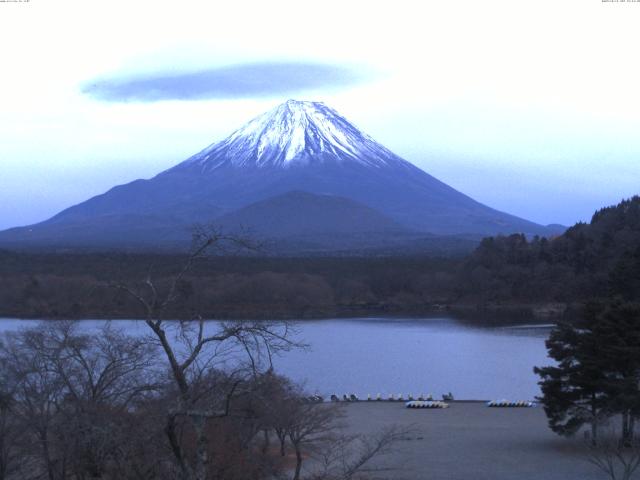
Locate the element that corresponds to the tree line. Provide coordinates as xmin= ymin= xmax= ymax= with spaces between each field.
xmin=0 ymin=253 xmax=459 ymax=320
xmin=1 ymin=196 xmax=639 ymax=320
xmin=458 ymin=196 xmax=640 ymax=305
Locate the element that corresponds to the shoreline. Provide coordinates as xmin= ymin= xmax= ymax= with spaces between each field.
xmin=0 ymin=302 xmax=574 ymax=323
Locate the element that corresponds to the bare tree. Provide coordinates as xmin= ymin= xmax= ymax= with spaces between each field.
xmin=318 ymin=425 xmax=411 ymax=480
xmin=1 ymin=326 xmax=71 ymax=480
xmin=0 ymin=321 xmax=162 ymax=480
xmin=288 ymin=402 xmax=341 ymax=480
xmin=587 ymin=426 xmax=640 ymax=480
xmin=232 ymin=371 xmax=411 ymax=480
xmin=112 ymin=228 xmax=301 ymax=480
xmin=45 ymin=321 xmax=159 ymax=479
xmin=284 ymin=398 xmax=411 ymax=480
xmin=251 ymin=370 xmax=299 ymax=457
xmin=0 ymin=366 xmax=22 ymax=480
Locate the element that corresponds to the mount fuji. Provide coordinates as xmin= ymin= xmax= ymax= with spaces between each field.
xmin=0 ymin=100 xmax=560 ymax=252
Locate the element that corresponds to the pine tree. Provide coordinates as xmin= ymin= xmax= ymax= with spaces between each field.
xmin=593 ymin=301 xmax=640 ymax=445
xmin=535 ymin=301 xmax=640 ymax=445
xmin=534 ymin=317 xmax=608 ymax=444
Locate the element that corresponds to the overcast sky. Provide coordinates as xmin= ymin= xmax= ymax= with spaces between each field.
xmin=1 ymin=0 xmax=640 ymax=230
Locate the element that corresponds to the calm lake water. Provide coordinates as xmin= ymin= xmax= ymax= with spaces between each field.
xmin=0 ymin=317 xmax=552 ymax=400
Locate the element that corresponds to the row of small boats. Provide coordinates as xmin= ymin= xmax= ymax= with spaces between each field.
xmin=330 ymin=393 xmax=441 ymax=402
xmin=486 ymin=400 xmax=535 ymax=408
xmin=315 ymin=395 xmax=536 ymax=407
xmin=405 ymin=401 xmax=450 ymax=409
xmin=405 ymin=400 xmax=535 ymax=409
xmin=301 ymin=395 xmax=324 ymax=404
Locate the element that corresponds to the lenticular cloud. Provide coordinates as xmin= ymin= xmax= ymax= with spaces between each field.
xmin=82 ymin=62 xmax=364 ymax=102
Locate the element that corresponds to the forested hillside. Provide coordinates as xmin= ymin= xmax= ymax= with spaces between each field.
xmin=0 ymin=197 xmax=638 ymax=320
xmin=457 ymin=196 xmax=640 ymax=304
xmin=0 ymin=253 xmax=458 ymax=319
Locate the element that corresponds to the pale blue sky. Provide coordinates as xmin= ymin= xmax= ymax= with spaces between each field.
xmin=1 ymin=0 xmax=640 ymax=230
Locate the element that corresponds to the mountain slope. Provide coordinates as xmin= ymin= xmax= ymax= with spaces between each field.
xmin=0 ymin=100 xmax=558 ymax=251
xmin=216 ymin=190 xmax=408 ymax=237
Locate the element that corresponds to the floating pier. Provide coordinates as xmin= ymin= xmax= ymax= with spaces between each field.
xmin=487 ymin=400 xmax=535 ymax=408
xmin=406 ymin=400 xmax=449 ymax=409
xmin=325 ymin=394 xmax=535 ymax=406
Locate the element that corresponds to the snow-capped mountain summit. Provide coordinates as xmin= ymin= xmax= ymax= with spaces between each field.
xmin=0 ymin=100 xmax=562 ymax=251
xmin=174 ymin=99 xmax=410 ymax=171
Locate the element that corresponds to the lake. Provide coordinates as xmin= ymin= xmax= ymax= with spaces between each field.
xmin=0 ymin=317 xmax=553 ymax=400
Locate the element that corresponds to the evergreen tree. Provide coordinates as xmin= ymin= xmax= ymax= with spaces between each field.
xmin=535 ymin=301 xmax=640 ymax=445
xmin=534 ymin=317 xmax=608 ymax=444
xmin=593 ymin=301 xmax=640 ymax=445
